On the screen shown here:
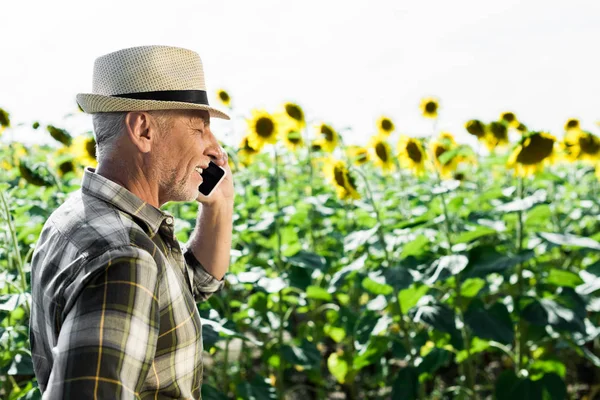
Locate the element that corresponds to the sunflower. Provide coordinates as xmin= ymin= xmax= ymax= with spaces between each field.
xmin=465 ymin=120 xmax=486 ymax=139
xmin=430 ymin=132 xmax=459 ymax=179
xmin=420 ymin=97 xmax=439 ymax=119
xmin=562 ymin=130 xmax=600 ymax=163
xmin=397 ymin=135 xmax=427 ymax=176
xmin=282 ymin=102 xmax=306 ymax=130
xmin=507 ymin=132 xmax=556 ymax=176
xmin=310 ymin=140 xmax=323 ymax=152
xmin=564 ymin=118 xmax=580 ymax=131
xmin=368 ymin=134 xmax=395 ymax=173
xmin=346 ymin=145 xmax=370 ymax=166
xmin=282 ymin=127 xmax=304 ymax=152
xmin=54 ymin=134 xmax=97 ymax=176
xmin=323 ymin=158 xmax=361 ymax=201
xmin=246 ymin=110 xmax=279 ymax=150
xmin=376 ymin=116 xmax=395 ymax=136
xmin=0 ymin=108 xmax=10 ymax=136
xmin=516 ymin=123 xmax=528 ymax=134
xmin=216 ymin=89 xmax=231 ymax=107
xmin=315 ymin=123 xmax=339 ymax=153
xmin=47 ymin=125 xmax=73 ymax=146
xmin=237 ymin=135 xmax=261 ymax=166
xmin=484 ymin=121 xmax=509 ymax=151
xmin=500 ymin=111 xmax=519 ymax=128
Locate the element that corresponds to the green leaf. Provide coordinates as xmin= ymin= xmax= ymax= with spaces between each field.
xmin=495 ymin=370 xmax=543 ymax=400
xmin=417 ymin=347 xmax=451 ymax=379
xmin=324 ymin=325 xmax=346 ymax=343
xmin=362 ymin=273 xmax=394 ymax=296
xmin=466 ymin=246 xmax=535 ymax=278
xmin=539 ymin=373 xmax=567 ymax=400
xmin=281 ymin=339 xmax=321 ymax=370
xmin=464 ymin=300 xmax=514 ymax=344
xmin=530 ymin=360 xmax=566 ymax=379
xmin=525 ymin=204 xmax=552 ymax=227
xmin=410 ymin=298 xmax=458 ymax=336
xmin=399 ymin=284 xmax=429 ymax=314
xmin=286 ymin=250 xmax=327 ymax=271
xmin=236 ymin=375 xmax=277 ymax=400
xmin=353 ymin=336 xmax=390 ymax=371
xmin=7 ymin=352 xmax=34 ymax=375
xmin=327 ymin=353 xmax=349 ymax=384
xmin=538 ymin=232 xmax=600 ymax=251
xmin=520 ymin=298 xmax=586 ymax=334
xmin=391 ymin=366 xmax=419 ymax=400
xmin=456 ymin=337 xmax=490 ymax=363
xmin=344 ymin=226 xmax=379 ymax=251
xmin=201 ymin=384 xmax=229 ymax=400
xmin=305 ymin=286 xmax=332 ymax=301
xmin=401 ymin=235 xmax=429 ymax=258
xmin=424 ymin=255 xmax=469 ymax=284
xmin=453 ymin=226 xmax=497 ymax=244
xmin=545 ymin=269 xmax=584 ymax=288
xmin=461 ymin=278 xmax=485 ymax=298
xmin=496 ymin=190 xmax=546 ymax=213
xmin=329 ymin=254 xmax=367 ymax=289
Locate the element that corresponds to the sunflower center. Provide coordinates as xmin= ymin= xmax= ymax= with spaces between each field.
xmin=256 ymin=117 xmax=275 ymax=138
xmin=502 ymin=112 xmax=516 ymax=123
xmin=86 ymin=138 xmax=96 ymax=159
xmin=288 ymin=136 xmax=301 ymax=144
xmin=219 ymin=91 xmax=230 ymax=102
xmin=356 ymin=150 xmax=367 ymax=162
xmin=579 ymin=134 xmax=600 ymax=155
xmin=285 ymin=104 xmax=304 ymax=122
xmin=375 ymin=143 xmax=388 ymax=162
xmin=466 ymin=120 xmax=485 ymax=138
xmin=490 ymin=122 xmax=508 ymax=140
xmin=59 ymin=161 xmax=75 ymax=175
xmin=566 ymin=119 xmax=579 ymax=129
xmin=321 ymin=125 xmax=335 ymax=142
xmin=435 ymin=145 xmax=447 ymax=160
xmin=516 ymin=134 xmax=554 ymax=165
xmin=425 ymin=102 xmax=437 ymax=113
xmin=346 ymin=172 xmax=358 ymax=190
xmin=406 ymin=141 xmax=422 ymax=163
xmin=333 ymin=165 xmax=346 ymax=187
xmin=381 ymin=119 xmax=393 ymax=132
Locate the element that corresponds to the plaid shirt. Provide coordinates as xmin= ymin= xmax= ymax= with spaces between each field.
xmin=29 ymin=167 xmax=225 ymax=399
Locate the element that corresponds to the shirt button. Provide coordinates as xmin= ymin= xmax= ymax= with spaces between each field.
xmin=165 ymin=217 xmax=174 ymax=225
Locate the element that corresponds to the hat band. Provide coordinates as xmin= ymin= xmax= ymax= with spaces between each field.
xmin=112 ymin=90 xmax=209 ymax=105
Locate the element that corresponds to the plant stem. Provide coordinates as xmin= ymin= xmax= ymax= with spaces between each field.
xmin=0 ymin=190 xmax=30 ymax=315
xmin=353 ymin=167 xmax=390 ymax=266
xmin=515 ymin=176 xmax=526 ymax=374
xmin=277 ymin=292 xmax=286 ymax=399
xmin=273 ymin=145 xmax=283 ymax=270
xmin=353 ymin=167 xmax=414 ymax=364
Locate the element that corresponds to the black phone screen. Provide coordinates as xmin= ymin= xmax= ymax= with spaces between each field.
xmin=198 ymin=161 xmax=226 ymax=196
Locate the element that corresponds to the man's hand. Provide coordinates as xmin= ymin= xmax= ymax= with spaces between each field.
xmin=196 ymin=148 xmax=235 ymax=206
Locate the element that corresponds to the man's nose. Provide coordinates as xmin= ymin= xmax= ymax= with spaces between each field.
xmin=205 ymin=137 xmax=226 ymax=165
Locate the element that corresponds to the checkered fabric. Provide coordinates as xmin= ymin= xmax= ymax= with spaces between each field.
xmin=29 ymin=167 xmax=225 ymax=399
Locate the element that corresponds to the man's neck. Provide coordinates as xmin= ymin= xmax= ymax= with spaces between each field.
xmin=95 ymin=159 xmax=161 ymax=209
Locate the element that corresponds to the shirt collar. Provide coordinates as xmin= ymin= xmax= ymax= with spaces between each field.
xmin=81 ymin=167 xmax=170 ymax=237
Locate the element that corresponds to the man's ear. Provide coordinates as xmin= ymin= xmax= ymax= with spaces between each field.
xmin=124 ymin=111 xmax=157 ymax=153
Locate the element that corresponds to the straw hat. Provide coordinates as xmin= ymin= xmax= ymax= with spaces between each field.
xmin=76 ymin=45 xmax=230 ymax=120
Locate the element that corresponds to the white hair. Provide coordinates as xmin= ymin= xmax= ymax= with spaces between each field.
xmin=92 ymin=112 xmax=128 ymax=162
xmin=92 ymin=111 xmax=172 ymax=162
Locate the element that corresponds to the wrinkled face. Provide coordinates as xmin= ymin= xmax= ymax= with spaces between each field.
xmin=154 ymin=110 xmax=223 ymax=203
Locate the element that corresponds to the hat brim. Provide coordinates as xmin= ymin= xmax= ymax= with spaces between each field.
xmin=76 ymin=93 xmax=230 ymax=120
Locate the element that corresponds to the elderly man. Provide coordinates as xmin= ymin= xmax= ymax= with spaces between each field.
xmin=29 ymin=45 xmax=233 ymax=399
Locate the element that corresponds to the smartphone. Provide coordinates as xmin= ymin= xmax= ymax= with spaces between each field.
xmin=198 ymin=161 xmax=227 ymax=197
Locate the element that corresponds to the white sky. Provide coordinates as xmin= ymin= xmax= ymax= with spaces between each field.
xmin=0 ymin=0 xmax=598 ymax=148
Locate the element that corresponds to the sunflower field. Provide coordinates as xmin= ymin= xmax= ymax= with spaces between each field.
xmin=0 ymin=95 xmax=599 ymax=400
